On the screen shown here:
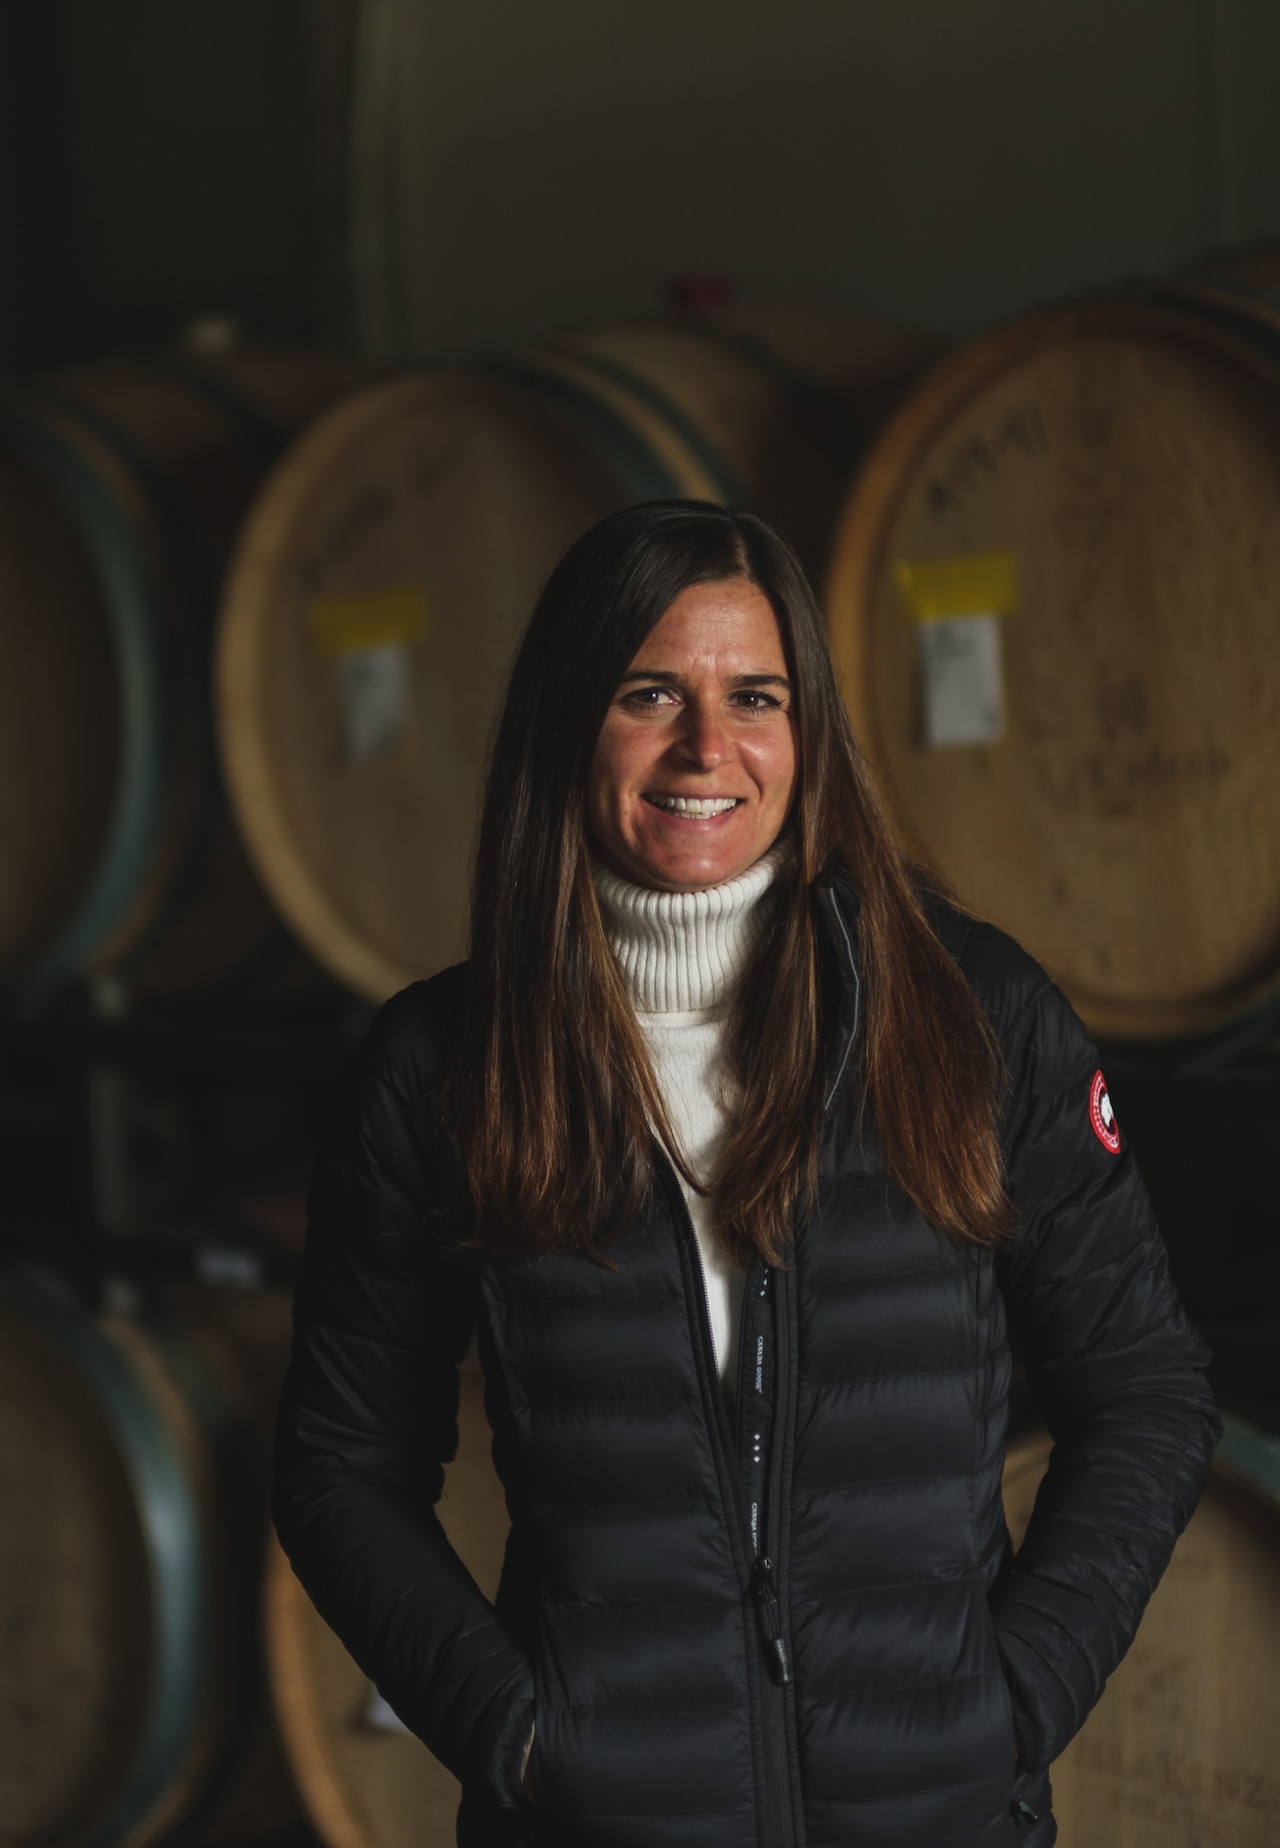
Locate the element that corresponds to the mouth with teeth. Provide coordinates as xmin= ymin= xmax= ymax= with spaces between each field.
xmin=643 ymin=794 xmax=744 ymax=817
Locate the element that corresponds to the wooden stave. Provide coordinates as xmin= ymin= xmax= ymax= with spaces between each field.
xmin=37 ymin=357 xmax=360 ymax=1008
xmin=0 ymin=1283 xmax=212 ymax=1848
xmin=215 ymin=361 xmax=719 ymax=1004
xmin=0 ymin=1280 xmax=300 ymax=1848
xmin=480 ymin=348 xmax=734 ymax=504
xmin=1001 ymin=1413 xmax=1280 ymax=1848
xmin=824 ymin=291 xmax=1280 ymax=1043
xmin=0 ymin=398 xmax=185 ymax=998
xmin=0 ymin=356 xmax=357 ymax=1009
xmin=0 ymin=433 xmax=122 ymax=974
xmin=144 ymin=1283 xmax=301 ymax=1848
xmin=143 ymin=350 xmax=369 ymax=469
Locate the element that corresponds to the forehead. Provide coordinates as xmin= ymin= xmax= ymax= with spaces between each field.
xmin=628 ymin=578 xmax=785 ymax=669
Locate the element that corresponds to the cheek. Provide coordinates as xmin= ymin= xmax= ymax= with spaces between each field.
xmin=753 ymin=729 xmax=798 ymax=804
xmin=592 ymin=721 xmax=659 ymax=794
xmin=586 ymin=727 xmax=638 ymax=825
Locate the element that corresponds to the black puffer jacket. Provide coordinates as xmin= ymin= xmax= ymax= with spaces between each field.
xmin=273 ymin=883 xmax=1220 ymax=1848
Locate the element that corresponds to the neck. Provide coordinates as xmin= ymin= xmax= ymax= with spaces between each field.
xmin=593 ymin=848 xmax=784 ymax=1014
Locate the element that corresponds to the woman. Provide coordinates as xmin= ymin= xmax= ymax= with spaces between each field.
xmin=273 ymin=502 xmax=1219 ymax=1848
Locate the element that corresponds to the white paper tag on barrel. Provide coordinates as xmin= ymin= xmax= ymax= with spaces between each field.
xmin=309 ymin=585 xmax=429 ymax=766
xmin=917 ymin=613 xmax=1004 ymax=747
xmin=895 ymin=553 xmax=1017 ymax=751
xmin=335 ymin=647 xmax=410 ymax=764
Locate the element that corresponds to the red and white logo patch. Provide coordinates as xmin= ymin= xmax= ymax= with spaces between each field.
xmin=1089 ymin=1070 xmax=1120 ymax=1153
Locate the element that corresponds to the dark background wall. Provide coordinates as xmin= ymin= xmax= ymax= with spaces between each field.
xmin=351 ymin=0 xmax=1253 ymax=354
xmin=0 ymin=0 xmax=357 ymax=364
xmin=2 ymin=0 xmax=1280 ymax=369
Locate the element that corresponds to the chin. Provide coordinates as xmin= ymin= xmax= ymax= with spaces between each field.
xmin=634 ymin=849 xmax=758 ymax=892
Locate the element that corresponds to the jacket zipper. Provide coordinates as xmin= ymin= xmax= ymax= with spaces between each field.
xmin=738 ymin=1262 xmax=795 ymax=1845
xmin=659 ymin=1158 xmax=798 ymax=1848
xmin=652 ymin=888 xmax=859 ymax=1847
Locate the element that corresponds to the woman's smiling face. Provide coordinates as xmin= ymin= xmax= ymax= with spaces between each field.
xmin=586 ymin=577 xmax=798 ymax=891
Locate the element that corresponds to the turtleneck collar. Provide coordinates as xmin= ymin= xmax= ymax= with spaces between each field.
xmin=593 ymin=847 xmax=785 ymax=1015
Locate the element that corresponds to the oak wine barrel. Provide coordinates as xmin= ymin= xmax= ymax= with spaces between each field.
xmin=543 ymin=314 xmax=941 ymax=580
xmin=0 ymin=1277 xmax=300 ymax=1848
xmin=1002 ymin=1416 xmax=1280 ymax=1846
xmin=826 ymin=288 xmax=1280 ymax=1040
xmin=217 ymin=317 xmax=937 ymax=1002
xmin=0 ymin=351 xmax=357 ymax=1009
xmin=264 ymin=1357 xmax=510 ymax=1848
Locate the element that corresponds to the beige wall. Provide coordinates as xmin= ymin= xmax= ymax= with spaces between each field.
xmin=351 ymin=0 xmax=1280 ymax=358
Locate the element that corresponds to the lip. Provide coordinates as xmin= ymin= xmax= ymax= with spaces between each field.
xmin=641 ymin=794 xmax=747 ymax=820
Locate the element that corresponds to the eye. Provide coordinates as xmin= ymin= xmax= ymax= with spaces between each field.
xmin=733 ymin=689 xmax=784 ymax=712
xmin=620 ymin=684 xmax=678 ymax=709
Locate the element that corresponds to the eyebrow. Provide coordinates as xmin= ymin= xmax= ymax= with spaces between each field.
xmin=617 ymin=670 xmax=792 ymax=691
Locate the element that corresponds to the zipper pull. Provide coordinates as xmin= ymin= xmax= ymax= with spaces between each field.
xmin=750 ymin=1556 xmax=792 ymax=1685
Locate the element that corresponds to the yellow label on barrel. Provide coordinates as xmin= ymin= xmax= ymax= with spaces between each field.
xmin=894 ymin=552 xmax=1018 ymax=621
xmin=308 ymin=584 xmax=429 ymax=657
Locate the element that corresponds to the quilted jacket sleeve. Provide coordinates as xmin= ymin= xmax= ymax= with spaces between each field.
xmin=989 ymin=977 xmax=1221 ymax=1774
xmin=271 ymin=982 xmax=535 ymax=1810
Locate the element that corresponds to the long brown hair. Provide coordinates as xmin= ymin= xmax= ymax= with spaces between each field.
xmin=443 ymin=501 xmax=1013 ymax=1262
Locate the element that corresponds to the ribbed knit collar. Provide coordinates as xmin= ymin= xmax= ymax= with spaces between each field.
xmin=593 ymin=848 xmax=784 ymax=1015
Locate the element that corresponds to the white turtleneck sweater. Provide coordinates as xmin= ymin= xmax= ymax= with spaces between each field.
xmin=593 ymin=849 xmax=782 ymax=1395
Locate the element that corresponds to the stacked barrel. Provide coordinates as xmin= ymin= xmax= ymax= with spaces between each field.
xmin=5 ymin=257 xmax=1280 ymax=1848
xmin=0 ymin=352 xmax=357 ymax=1008
xmin=7 ymin=282 xmax=1280 ymax=1034
xmin=0 ymin=1279 xmax=299 ymax=1848
xmin=818 ymin=250 xmax=1280 ymax=1848
xmin=1 ymin=312 xmax=946 ymax=1848
xmin=214 ymin=315 xmax=939 ymax=999
xmin=824 ymin=257 xmax=1280 ymax=1044
xmin=194 ymin=276 xmax=1280 ymax=1046
xmin=0 ymin=1275 xmax=509 ymax=1848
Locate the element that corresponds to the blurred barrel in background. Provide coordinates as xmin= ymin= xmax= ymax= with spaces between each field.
xmin=216 ymin=316 xmax=939 ymax=1002
xmin=0 ymin=1277 xmax=299 ymax=1848
xmin=825 ymin=286 xmax=1280 ymax=1041
xmin=0 ymin=1276 xmax=512 ymax=1848
xmin=264 ymin=1358 xmax=509 ymax=1848
xmin=0 ymin=352 xmax=356 ymax=1009
xmin=534 ymin=314 xmax=941 ymax=580
xmin=1002 ymin=1417 xmax=1280 ymax=1847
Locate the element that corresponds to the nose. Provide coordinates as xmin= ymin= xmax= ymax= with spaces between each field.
xmin=671 ymin=697 xmax=730 ymax=769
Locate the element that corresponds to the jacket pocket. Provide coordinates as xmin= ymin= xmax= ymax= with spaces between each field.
xmin=979 ymin=1588 xmax=1019 ymax=1769
xmin=1008 ymin=1767 xmax=1055 ymax=1841
xmin=483 ymin=1682 xmax=538 ymax=1814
